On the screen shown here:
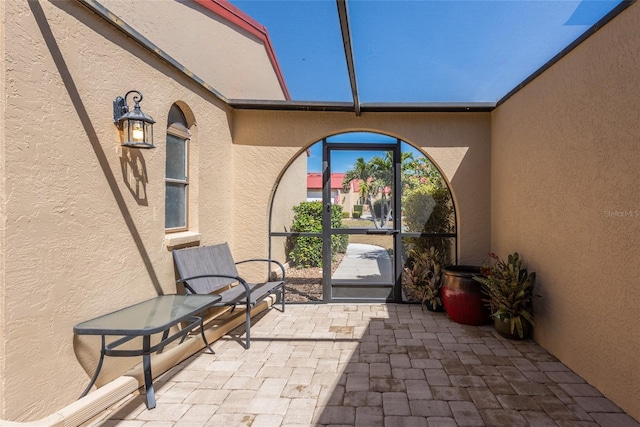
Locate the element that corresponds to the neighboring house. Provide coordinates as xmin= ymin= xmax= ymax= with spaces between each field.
xmin=306 ymin=172 xmax=360 ymax=216
xmin=307 ymin=172 xmax=393 ymax=219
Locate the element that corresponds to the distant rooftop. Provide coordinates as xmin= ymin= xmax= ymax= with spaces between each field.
xmin=307 ymin=172 xmax=357 ymax=191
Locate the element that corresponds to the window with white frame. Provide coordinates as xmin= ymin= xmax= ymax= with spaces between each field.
xmin=165 ymin=105 xmax=190 ymax=231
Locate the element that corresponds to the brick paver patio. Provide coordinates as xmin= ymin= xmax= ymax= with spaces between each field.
xmin=94 ymin=304 xmax=638 ymax=426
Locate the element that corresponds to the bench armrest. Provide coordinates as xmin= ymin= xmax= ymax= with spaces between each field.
xmin=235 ymin=258 xmax=286 ymax=281
xmin=177 ymin=274 xmax=251 ymax=295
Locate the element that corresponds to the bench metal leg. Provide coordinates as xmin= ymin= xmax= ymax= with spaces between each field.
xmin=158 ymin=329 xmax=170 ymax=353
xmin=245 ymin=308 xmax=251 ymax=350
xmin=245 ymin=303 xmax=251 ymax=349
xmin=199 ymin=316 xmax=215 ymax=354
xmin=142 ymin=335 xmax=156 ymax=409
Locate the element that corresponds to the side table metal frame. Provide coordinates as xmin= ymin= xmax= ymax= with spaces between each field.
xmin=74 ymin=295 xmax=221 ymax=409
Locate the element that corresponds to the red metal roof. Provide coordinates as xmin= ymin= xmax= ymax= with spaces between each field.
xmin=307 ymin=173 xmax=348 ymax=190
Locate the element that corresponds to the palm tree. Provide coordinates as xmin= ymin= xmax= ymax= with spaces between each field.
xmin=343 ymin=157 xmax=383 ymax=228
xmin=344 ymin=152 xmax=418 ymax=229
xmin=369 ymin=151 xmax=415 ymax=227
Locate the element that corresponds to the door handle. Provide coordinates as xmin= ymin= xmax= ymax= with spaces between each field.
xmin=365 ymin=229 xmax=400 ymax=235
xmin=367 ymin=230 xmax=391 ymax=235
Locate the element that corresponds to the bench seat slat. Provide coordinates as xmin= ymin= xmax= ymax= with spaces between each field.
xmin=220 ymin=280 xmax=284 ymax=305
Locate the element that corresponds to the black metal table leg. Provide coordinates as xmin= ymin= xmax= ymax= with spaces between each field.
xmin=142 ymin=335 xmax=155 ymax=409
xmin=74 ymin=295 xmax=223 ymax=408
xmin=79 ymin=335 xmax=106 ymax=399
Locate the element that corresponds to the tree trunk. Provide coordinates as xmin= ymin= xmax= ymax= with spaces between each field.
xmin=367 ymin=197 xmax=381 ymax=229
xmin=385 ymin=198 xmax=393 ymax=226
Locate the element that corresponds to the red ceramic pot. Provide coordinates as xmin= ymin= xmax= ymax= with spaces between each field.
xmin=441 ymin=266 xmax=491 ymax=326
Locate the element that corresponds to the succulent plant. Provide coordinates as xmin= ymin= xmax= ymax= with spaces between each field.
xmin=473 ymin=252 xmax=536 ymax=338
xmin=404 ymin=246 xmax=443 ymax=311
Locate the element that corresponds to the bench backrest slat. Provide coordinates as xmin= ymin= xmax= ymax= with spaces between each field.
xmin=173 ymin=243 xmax=239 ymax=294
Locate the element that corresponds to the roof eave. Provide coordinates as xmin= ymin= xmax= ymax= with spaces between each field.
xmin=229 ymin=99 xmax=495 ymax=113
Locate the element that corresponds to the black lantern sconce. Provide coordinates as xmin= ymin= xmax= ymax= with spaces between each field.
xmin=113 ymin=90 xmax=156 ymax=148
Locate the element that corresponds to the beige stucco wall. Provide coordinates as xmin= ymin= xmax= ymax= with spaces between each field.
xmin=269 ymin=152 xmax=308 ymax=263
xmin=230 ymin=110 xmax=492 ymax=266
xmin=0 ymin=0 xmax=239 ymax=420
xmin=98 ymin=0 xmax=286 ymax=101
xmin=491 ymin=2 xmax=640 ymax=420
xmin=0 ymin=0 xmax=6 ymax=411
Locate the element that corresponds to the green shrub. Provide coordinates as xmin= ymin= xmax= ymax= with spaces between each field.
xmin=352 ymin=212 xmax=361 ymax=219
xmin=331 ymin=204 xmax=349 ymax=255
xmin=403 ymin=184 xmax=454 ymax=233
xmin=342 ymin=211 xmax=350 ymax=219
xmin=403 ymin=183 xmax=455 ymax=264
xmin=353 ymin=205 xmax=363 ymax=215
xmin=288 ymin=201 xmax=348 ymax=267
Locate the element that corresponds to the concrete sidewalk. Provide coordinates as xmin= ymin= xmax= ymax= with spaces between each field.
xmin=332 ymin=243 xmax=392 ymax=283
xmin=93 ymin=304 xmax=638 ymax=427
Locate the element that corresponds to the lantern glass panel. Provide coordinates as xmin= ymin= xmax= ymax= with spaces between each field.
xmin=131 ymin=120 xmax=145 ymax=143
xmin=145 ymin=122 xmax=153 ymax=145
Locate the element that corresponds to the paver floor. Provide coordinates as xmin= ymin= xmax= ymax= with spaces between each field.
xmin=94 ymin=304 xmax=638 ymax=427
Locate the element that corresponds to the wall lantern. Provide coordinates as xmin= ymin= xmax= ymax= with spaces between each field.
xmin=113 ymin=90 xmax=156 ymax=149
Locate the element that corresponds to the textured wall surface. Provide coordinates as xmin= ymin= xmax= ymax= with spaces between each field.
xmin=0 ymin=0 xmax=234 ymax=420
xmin=231 ymin=110 xmax=492 ymax=266
xmin=269 ymin=153 xmax=308 ymax=263
xmin=0 ymin=0 xmax=6 ymax=413
xmin=491 ymin=2 xmax=640 ymax=420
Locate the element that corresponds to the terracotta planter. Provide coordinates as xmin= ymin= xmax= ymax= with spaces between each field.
xmin=441 ymin=266 xmax=490 ymax=325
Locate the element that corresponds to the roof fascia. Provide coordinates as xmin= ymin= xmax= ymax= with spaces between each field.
xmin=229 ymin=99 xmax=495 ymax=112
xmin=193 ymin=0 xmax=291 ymax=100
xmin=360 ymin=102 xmax=495 ymax=113
xmin=497 ymin=0 xmax=635 ymax=107
xmin=228 ymin=99 xmax=356 ymax=112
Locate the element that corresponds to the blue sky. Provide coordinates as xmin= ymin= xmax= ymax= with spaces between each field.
xmin=229 ymin=0 xmax=621 ymax=103
xmin=307 ymin=143 xmax=385 ymax=173
xmin=307 ymin=133 xmax=424 ymax=173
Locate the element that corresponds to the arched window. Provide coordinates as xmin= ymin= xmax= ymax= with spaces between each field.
xmin=165 ymin=104 xmax=190 ymax=231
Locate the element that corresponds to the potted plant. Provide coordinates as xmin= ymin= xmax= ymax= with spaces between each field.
xmin=441 ymin=265 xmax=490 ymax=325
xmin=473 ymin=252 xmax=536 ymax=339
xmin=403 ymin=246 xmax=444 ymax=312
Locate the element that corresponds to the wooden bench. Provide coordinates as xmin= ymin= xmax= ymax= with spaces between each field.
xmin=172 ymin=243 xmax=285 ymax=349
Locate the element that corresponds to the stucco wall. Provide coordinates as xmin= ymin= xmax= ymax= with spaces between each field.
xmin=230 ymin=110 xmax=492 ymax=266
xmin=0 ymin=0 xmax=237 ymax=420
xmin=491 ymin=2 xmax=640 ymax=420
xmin=269 ymin=152 xmax=308 ymax=263
xmin=0 ymin=0 xmax=6 ymax=411
xmin=98 ymin=0 xmax=286 ymax=101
